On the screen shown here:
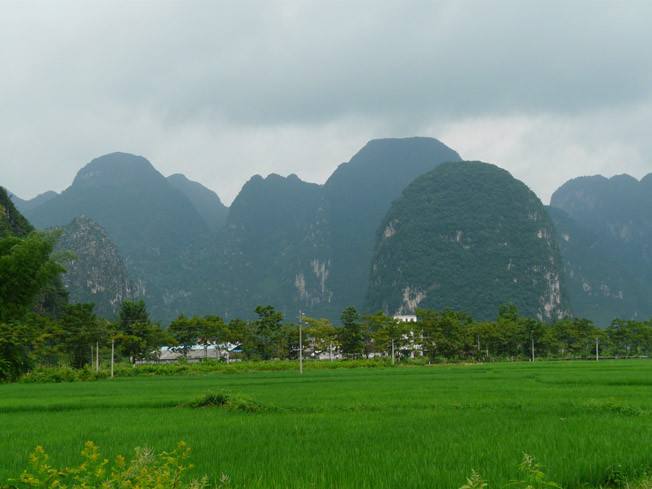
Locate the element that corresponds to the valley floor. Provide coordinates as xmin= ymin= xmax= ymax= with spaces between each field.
xmin=2 ymin=361 xmax=652 ymax=488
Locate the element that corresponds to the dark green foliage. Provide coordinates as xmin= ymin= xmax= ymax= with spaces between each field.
xmin=367 ymin=161 xmax=568 ymax=321
xmin=418 ymin=309 xmax=474 ymax=359
xmin=0 ymin=230 xmax=67 ymax=381
xmin=184 ymin=391 xmax=267 ymax=412
xmin=252 ymin=305 xmax=285 ymax=359
xmin=169 ymin=315 xmax=199 ymax=356
xmin=339 ymin=306 xmax=364 ymax=357
xmin=59 ymin=303 xmax=106 ymax=368
xmin=0 ymin=321 xmax=34 ymax=382
xmin=119 ymin=299 xmax=150 ymax=326
xmin=0 ymin=187 xmax=33 ymax=238
xmin=18 ymin=365 xmax=109 ymax=383
xmin=116 ymin=300 xmax=167 ymax=363
xmin=0 ymin=233 xmax=64 ymax=322
xmin=549 ymin=173 xmax=652 ymax=325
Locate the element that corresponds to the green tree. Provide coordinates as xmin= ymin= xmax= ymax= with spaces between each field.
xmin=367 ymin=312 xmax=406 ymax=363
xmin=197 ymin=315 xmax=229 ymax=360
xmin=339 ymin=306 xmax=364 ymax=358
xmin=0 ymin=321 xmax=35 ymax=382
xmin=551 ymin=317 xmax=597 ymax=358
xmin=116 ymin=300 xmax=166 ymax=363
xmin=253 ymin=305 xmax=284 ymax=360
xmin=304 ymin=316 xmax=339 ymax=360
xmin=60 ymin=303 xmax=108 ymax=368
xmin=0 ymin=233 xmax=64 ymax=322
xmin=418 ymin=309 xmax=473 ymax=360
xmin=169 ymin=315 xmax=199 ymax=357
xmin=227 ymin=318 xmax=255 ymax=359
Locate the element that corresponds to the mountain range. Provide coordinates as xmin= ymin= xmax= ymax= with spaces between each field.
xmin=6 ymin=138 xmax=651 ymax=325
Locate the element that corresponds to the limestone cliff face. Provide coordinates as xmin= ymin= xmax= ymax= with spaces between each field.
xmin=366 ymin=161 xmax=569 ymax=321
xmin=55 ymin=216 xmax=142 ymax=318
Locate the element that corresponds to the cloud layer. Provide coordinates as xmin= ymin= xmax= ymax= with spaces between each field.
xmin=1 ymin=0 xmax=651 ymax=203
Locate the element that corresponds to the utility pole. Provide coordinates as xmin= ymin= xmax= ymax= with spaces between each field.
xmin=530 ymin=331 xmax=535 ymax=363
xmin=391 ymin=338 xmax=395 ymax=366
xmin=96 ymin=341 xmax=100 ymax=372
xmin=595 ymin=337 xmax=600 ymax=361
xmin=298 ymin=310 xmax=304 ymax=375
xmin=111 ymin=337 xmax=115 ymax=379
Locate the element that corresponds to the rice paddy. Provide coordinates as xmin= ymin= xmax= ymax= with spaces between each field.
xmin=2 ymin=360 xmax=652 ymax=488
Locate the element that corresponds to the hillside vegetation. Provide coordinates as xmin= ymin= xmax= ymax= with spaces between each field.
xmin=367 ymin=162 xmax=568 ymax=320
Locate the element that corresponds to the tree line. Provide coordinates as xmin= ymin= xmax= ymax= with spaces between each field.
xmin=3 ymin=231 xmax=652 ymax=382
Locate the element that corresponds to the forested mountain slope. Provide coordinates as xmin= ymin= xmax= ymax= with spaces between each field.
xmin=367 ymin=162 xmax=569 ymax=321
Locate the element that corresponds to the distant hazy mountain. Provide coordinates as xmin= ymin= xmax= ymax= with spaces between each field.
xmin=0 ymin=187 xmax=33 ymax=237
xmin=367 ymin=162 xmax=568 ymax=321
xmin=167 ymin=173 xmax=228 ymax=232
xmin=9 ymin=190 xmax=58 ymax=215
xmin=211 ymin=137 xmax=462 ymax=319
xmin=550 ymin=173 xmax=652 ymax=324
xmin=24 ymin=152 xmax=211 ymax=321
xmin=55 ymin=216 xmax=142 ymax=318
xmin=217 ymin=173 xmax=327 ymax=319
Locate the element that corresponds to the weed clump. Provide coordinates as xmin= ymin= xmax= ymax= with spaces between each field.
xmin=460 ymin=453 xmax=561 ymax=489
xmin=7 ymin=441 xmax=228 ymax=489
xmin=183 ymin=391 xmax=268 ymax=413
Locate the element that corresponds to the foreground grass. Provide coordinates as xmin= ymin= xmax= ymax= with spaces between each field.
xmin=2 ymin=361 xmax=652 ymax=488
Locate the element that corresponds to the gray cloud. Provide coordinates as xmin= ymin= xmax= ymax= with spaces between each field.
xmin=1 ymin=0 xmax=651 ymax=204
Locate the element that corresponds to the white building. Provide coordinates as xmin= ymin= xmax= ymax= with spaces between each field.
xmin=393 ymin=314 xmax=418 ymax=323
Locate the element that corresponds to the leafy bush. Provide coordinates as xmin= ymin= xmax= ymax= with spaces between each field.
xmin=6 ymin=441 xmax=228 ymax=489
xmin=183 ymin=391 xmax=268 ymax=413
xmin=19 ymin=366 xmax=108 ymax=384
xmin=18 ymin=358 xmax=404 ymax=383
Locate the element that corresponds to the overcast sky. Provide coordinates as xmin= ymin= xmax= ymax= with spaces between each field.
xmin=1 ymin=0 xmax=651 ymax=204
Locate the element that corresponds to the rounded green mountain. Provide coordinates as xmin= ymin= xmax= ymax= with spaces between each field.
xmin=366 ymin=161 xmax=568 ymax=321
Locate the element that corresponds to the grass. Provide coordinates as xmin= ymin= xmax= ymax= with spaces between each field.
xmin=2 ymin=361 xmax=652 ymax=488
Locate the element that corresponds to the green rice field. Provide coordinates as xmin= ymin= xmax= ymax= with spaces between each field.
xmin=2 ymin=361 xmax=652 ymax=488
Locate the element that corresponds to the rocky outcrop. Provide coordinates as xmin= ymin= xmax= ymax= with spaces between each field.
xmin=55 ymin=216 xmax=142 ymax=318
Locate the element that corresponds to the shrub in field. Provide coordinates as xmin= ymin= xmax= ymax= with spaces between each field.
xmin=17 ymin=358 xmax=404 ymax=383
xmin=6 ymin=441 xmax=229 ymax=489
xmin=460 ymin=454 xmax=561 ymax=489
xmin=183 ymin=391 xmax=268 ymax=413
xmin=19 ymin=366 xmax=109 ymax=383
